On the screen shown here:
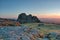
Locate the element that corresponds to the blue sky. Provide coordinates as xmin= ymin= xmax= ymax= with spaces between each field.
xmin=0 ymin=0 xmax=60 ymax=18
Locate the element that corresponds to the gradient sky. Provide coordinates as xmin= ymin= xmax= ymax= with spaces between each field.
xmin=0 ymin=0 xmax=60 ymax=18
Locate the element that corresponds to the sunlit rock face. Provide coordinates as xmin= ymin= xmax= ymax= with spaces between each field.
xmin=0 ymin=26 xmax=59 ymax=40
xmin=0 ymin=26 xmax=40 ymax=40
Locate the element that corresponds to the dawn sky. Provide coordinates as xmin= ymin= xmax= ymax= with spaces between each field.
xmin=0 ymin=0 xmax=60 ymax=18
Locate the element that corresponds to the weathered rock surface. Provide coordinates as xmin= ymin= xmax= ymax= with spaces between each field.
xmin=0 ymin=26 xmax=60 ymax=40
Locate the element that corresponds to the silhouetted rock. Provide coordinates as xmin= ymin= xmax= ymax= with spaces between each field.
xmin=17 ymin=13 xmax=41 ymax=23
xmin=32 ymin=16 xmax=40 ymax=23
xmin=17 ymin=13 xmax=27 ymax=23
xmin=27 ymin=14 xmax=33 ymax=23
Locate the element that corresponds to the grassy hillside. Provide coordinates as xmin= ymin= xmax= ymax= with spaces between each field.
xmin=21 ymin=23 xmax=60 ymax=34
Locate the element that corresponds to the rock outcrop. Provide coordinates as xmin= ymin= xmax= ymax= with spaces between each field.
xmin=17 ymin=13 xmax=40 ymax=23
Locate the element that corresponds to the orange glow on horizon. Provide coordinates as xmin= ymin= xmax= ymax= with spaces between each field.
xmin=0 ymin=16 xmax=17 ymax=19
xmin=32 ymin=14 xmax=60 ymax=18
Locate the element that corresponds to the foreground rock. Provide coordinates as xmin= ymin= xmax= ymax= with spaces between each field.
xmin=0 ymin=26 xmax=60 ymax=40
xmin=0 ymin=26 xmax=40 ymax=40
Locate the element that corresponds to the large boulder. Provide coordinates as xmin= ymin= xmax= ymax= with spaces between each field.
xmin=0 ymin=26 xmax=41 ymax=40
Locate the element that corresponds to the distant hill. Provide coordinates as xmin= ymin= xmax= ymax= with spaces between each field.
xmin=0 ymin=18 xmax=16 ymax=21
xmin=40 ymin=18 xmax=60 ymax=24
xmin=0 ymin=18 xmax=21 ymax=26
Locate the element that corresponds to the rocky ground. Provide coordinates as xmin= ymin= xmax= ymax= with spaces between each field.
xmin=0 ymin=25 xmax=60 ymax=40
